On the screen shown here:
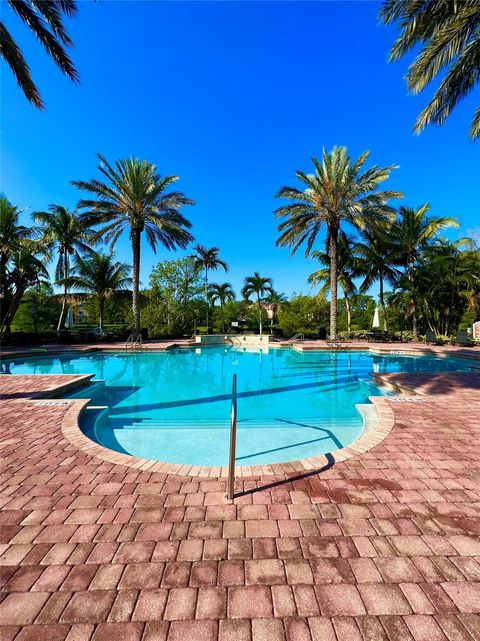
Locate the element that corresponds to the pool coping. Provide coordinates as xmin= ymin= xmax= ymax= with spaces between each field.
xmin=58 ymin=393 xmax=395 ymax=478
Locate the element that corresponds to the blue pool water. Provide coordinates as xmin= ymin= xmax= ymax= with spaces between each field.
xmin=2 ymin=347 xmax=474 ymax=465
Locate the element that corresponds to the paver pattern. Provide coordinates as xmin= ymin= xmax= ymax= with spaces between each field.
xmin=1 ymin=367 xmax=480 ymax=640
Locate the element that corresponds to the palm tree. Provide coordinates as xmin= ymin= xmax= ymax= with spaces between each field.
xmin=62 ymin=252 xmax=132 ymax=330
xmin=73 ymin=154 xmax=194 ymax=339
xmin=275 ymin=147 xmax=402 ymax=339
xmin=390 ymin=204 xmax=459 ymax=339
xmin=241 ymin=272 xmax=274 ymax=335
xmin=0 ymin=245 xmax=49 ymax=334
xmin=190 ymin=245 xmax=228 ymax=334
xmin=208 ymin=282 xmax=235 ymax=333
xmin=34 ymin=205 xmax=94 ymax=332
xmin=0 ymin=194 xmax=34 ymax=288
xmin=1 ymin=0 xmax=79 ymax=109
xmin=308 ymin=234 xmax=358 ymax=332
xmin=380 ymin=1 xmax=480 ymax=140
xmin=355 ymin=226 xmax=400 ymax=331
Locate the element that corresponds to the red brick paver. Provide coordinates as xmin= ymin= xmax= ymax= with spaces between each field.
xmin=0 ymin=368 xmax=479 ymax=640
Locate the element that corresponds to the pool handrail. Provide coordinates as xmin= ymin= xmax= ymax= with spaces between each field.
xmin=227 ymin=373 xmax=237 ymax=500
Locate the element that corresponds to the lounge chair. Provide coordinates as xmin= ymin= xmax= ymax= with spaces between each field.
xmin=425 ymin=330 xmax=440 ymax=345
xmin=453 ymin=330 xmax=473 ymax=347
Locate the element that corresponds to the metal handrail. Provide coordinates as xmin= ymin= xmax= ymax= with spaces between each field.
xmin=288 ymin=332 xmax=304 ymax=344
xmin=227 ymin=374 xmax=237 ymax=500
xmin=125 ymin=333 xmax=144 ymax=351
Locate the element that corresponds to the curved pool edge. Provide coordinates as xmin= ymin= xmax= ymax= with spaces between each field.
xmin=60 ymin=394 xmax=395 ymax=478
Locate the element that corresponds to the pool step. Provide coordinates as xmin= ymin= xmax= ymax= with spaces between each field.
xmin=99 ymin=417 xmax=362 ymax=431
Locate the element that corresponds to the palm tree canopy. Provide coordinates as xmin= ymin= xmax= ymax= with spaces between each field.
xmin=275 ymin=147 xmax=402 ymax=256
xmin=390 ymin=204 xmax=459 ymax=267
xmin=191 ymin=245 xmax=228 ymax=272
xmin=72 ymin=154 xmax=195 ymax=252
xmin=208 ymin=282 xmax=235 ymax=304
xmin=1 ymin=0 xmax=79 ymax=109
xmin=62 ymin=252 xmax=132 ymax=300
xmin=380 ymin=0 xmax=480 ymax=139
xmin=33 ymin=205 xmax=94 ymax=281
xmin=241 ymin=272 xmax=274 ymax=300
xmin=355 ymin=226 xmax=401 ymax=293
xmin=0 ymin=194 xmax=34 ymax=259
xmin=309 ymin=234 xmax=358 ymax=297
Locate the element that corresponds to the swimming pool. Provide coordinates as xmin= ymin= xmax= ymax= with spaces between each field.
xmin=2 ymin=347 xmax=473 ymax=465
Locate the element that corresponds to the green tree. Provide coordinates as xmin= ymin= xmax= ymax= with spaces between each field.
xmin=308 ymin=234 xmax=358 ymax=332
xmin=275 ymin=146 xmax=401 ymax=338
xmin=241 ymin=272 xmax=274 ymax=336
xmin=73 ymin=154 xmax=194 ymax=338
xmin=264 ymin=289 xmax=288 ymax=333
xmin=1 ymin=0 xmax=79 ymax=109
xmin=380 ymin=0 xmax=480 ymax=140
xmin=0 ymin=246 xmax=49 ymax=333
xmin=149 ymin=257 xmax=203 ymax=335
xmin=0 ymin=194 xmax=35 ymax=318
xmin=390 ymin=204 xmax=459 ymax=339
xmin=355 ymin=226 xmax=400 ymax=331
xmin=209 ymin=282 xmax=235 ymax=333
xmin=277 ymin=294 xmax=330 ymax=338
xmin=34 ymin=204 xmax=94 ymax=332
xmin=62 ymin=252 xmax=132 ymax=330
xmin=393 ymin=239 xmax=479 ymax=337
xmin=190 ymin=245 xmax=228 ymax=334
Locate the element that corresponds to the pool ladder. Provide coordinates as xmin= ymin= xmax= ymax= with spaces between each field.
xmin=288 ymin=332 xmax=305 ymax=344
xmin=125 ymin=334 xmax=145 ymax=351
xmin=227 ymin=374 xmax=237 ymax=500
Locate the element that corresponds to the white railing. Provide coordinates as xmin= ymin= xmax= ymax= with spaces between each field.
xmin=125 ymin=333 xmax=144 ymax=351
xmin=227 ymin=374 xmax=237 ymax=500
xmin=288 ymin=332 xmax=304 ymax=344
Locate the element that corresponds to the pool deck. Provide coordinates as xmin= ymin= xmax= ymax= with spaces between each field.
xmin=1 ymin=346 xmax=480 ymax=640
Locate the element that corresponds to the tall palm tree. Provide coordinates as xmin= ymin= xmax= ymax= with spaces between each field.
xmin=208 ymin=282 xmax=235 ymax=333
xmin=62 ymin=252 xmax=132 ymax=330
xmin=355 ymin=226 xmax=400 ymax=331
xmin=34 ymin=205 xmax=94 ymax=332
xmin=308 ymin=234 xmax=358 ymax=332
xmin=275 ymin=147 xmax=402 ymax=339
xmin=380 ymin=0 xmax=480 ymax=140
xmin=390 ymin=204 xmax=459 ymax=339
xmin=190 ymin=245 xmax=228 ymax=334
xmin=1 ymin=0 xmax=79 ymax=109
xmin=73 ymin=154 xmax=194 ymax=338
xmin=241 ymin=272 xmax=274 ymax=336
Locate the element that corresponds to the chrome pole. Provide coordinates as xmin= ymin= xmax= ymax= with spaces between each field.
xmin=227 ymin=374 xmax=237 ymax=500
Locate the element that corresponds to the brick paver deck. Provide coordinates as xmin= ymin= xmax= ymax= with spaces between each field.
xmin=1 ymin=365 xmax=479 ymax=640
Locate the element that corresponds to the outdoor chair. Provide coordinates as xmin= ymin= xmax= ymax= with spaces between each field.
xmin=425 ymin=330 xmax=440 ymax=345
xmin=453 ymin=330 xmax=473 ymax=347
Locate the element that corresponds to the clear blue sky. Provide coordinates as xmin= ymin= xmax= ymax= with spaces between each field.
xmin=2 ymin=1 xmax=479 ymax=297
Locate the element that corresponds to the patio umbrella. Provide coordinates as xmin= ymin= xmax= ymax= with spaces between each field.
xmin=65 ymin=308 xmax=74 ymax=330
xmin=372 ymin=305 xmax=380 ymax=329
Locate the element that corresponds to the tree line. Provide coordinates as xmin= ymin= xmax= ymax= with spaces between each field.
xmin=1 ymin=147 xmax=479 ymax=342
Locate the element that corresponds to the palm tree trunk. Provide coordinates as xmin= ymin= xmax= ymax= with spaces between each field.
xmin=131 ymin=229 xmax=141 ymax=337
xmin=204 ymin=266 xmax=209 ymax=334
xmin=407 ymin=262 xmax=418 ymax=341
xmin=99 ymin=297 xmax=105 ymax=331
xmin=345 ymin=293 xmax=351 ymax=332
xmin=57 ymin=252 xmax=68 ymax=332
xmin=329 ymin=229 xmax=338 ymax=339
xmin=379 ymin=275 xmax=388 ymax=331
xmin=220 ymin=301 xmax=225 ymax=333
xmin=257 ymin=295 xmax=262 ymax=335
